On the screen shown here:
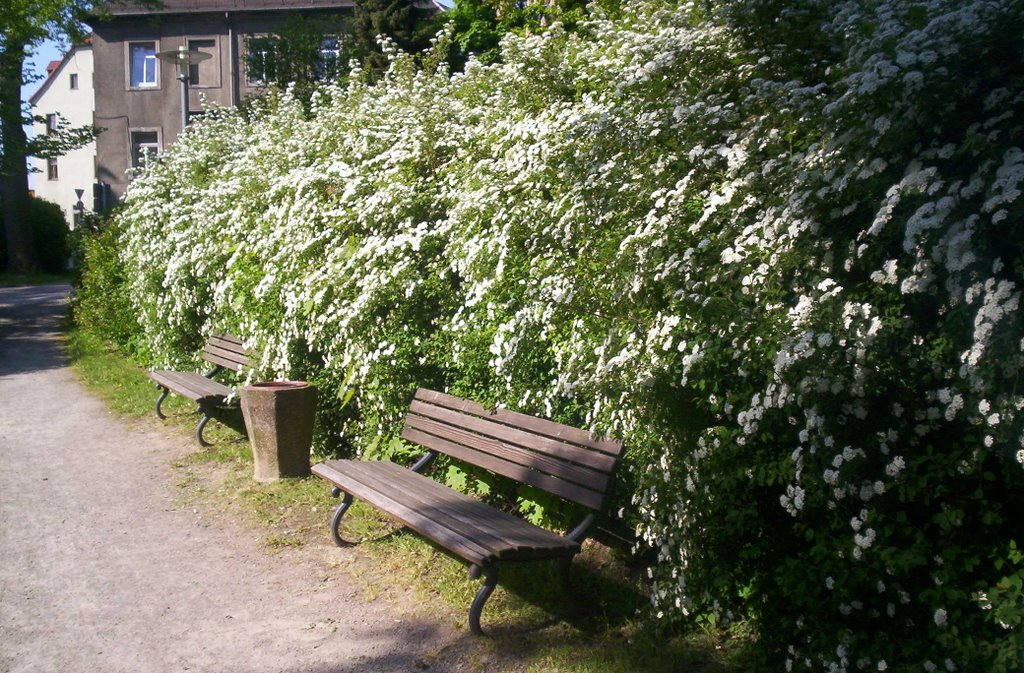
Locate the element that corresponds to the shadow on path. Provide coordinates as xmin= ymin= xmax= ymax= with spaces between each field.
xmin=0 ymin=280 xmax=465 ymax=673
xmin=0 ymin=284 xmax=71 ymax=378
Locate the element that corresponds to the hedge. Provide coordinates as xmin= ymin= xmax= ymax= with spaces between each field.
xmin=88 ymin=1 xmax=1024 ymax=669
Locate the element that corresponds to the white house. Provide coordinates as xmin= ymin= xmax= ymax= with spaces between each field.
xmin=29 ymin=42 xmax=96 ymax=227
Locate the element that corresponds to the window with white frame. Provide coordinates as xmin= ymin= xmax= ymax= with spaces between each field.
xmin=69 ymin=73 xmax=79 ymax=89
xmin=128 ymin=41 xmax=158 ymax=88
xmin=46 ymin=113 xmax=58 ymax=134
xmin=129 ymin=130 xmax=161 ymax=168
xmin=47 ymin=158 xmax=58 ymax=181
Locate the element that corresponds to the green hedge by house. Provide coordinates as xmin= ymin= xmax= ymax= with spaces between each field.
xmin=71 ymin=214 xmax=143 ymax=355
xmin=0 ymin=196 xmax=70 ymax=274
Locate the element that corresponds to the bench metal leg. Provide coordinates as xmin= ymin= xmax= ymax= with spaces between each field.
xmin=155 ymin=385 xmax=169 ymax=420
xmin=329 ymin=492 xmax=354 ymax=547
xmin=468 ymin=564 xmax=498 ymax=636
xmin=195 ymin=405 xmax=213 ymax=446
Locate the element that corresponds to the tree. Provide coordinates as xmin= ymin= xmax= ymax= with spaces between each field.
xmin=1 ymin=0 xmax=100 ymax=273
xmin=244 ymin=14 xmax=354 ymax=102
xmin=443 ymin=0 xmax=614 ymax=66
xmin=351 ymin=0 xmax=435 ymax=77
xmin=441 ymin=0 xmax=503 ymax=63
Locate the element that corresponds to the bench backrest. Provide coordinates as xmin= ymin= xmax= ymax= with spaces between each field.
xmin=401 ymin=388 xmax=624 ymax=511
xmin=201 ymin=334 xmax=251 ymax=372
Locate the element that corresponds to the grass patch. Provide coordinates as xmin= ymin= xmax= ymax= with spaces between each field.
xmin=67 ymin=326 xmax=252 ymax=441
xmin=0 ymin=272 xmax=72 ymax=287
xmin=67 ymin=325 xmax=756 ymax=672
xmin=265 ymin=534 xmax=305 ymax=550
xmin=66 ymin=327 xmax=156 ymax=417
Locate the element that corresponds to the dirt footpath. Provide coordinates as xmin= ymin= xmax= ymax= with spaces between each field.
xmin=0 ymin=284 xmax=455 ymax=673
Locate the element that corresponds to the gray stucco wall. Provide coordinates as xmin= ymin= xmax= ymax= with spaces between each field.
xmin=92 ymin=10 xmax=348 ymax=199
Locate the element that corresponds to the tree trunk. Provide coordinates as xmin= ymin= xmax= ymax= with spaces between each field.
xmin=0 ymin=41 xmax=37 ymax=274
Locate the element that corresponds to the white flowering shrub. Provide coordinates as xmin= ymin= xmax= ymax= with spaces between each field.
xmin=107 ymin=1 xmax=1024 ymax=669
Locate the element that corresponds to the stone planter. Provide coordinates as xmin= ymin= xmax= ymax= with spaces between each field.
xmin=240 ymin=381 xmax=317 ymax=482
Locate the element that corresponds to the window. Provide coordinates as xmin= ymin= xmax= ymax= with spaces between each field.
xmin=46 ymin=113 xmax=58 ymax=134
xmin=69 ymin=73 xmax=79 ymax=89
xmin=247 ymin=34 xmax=341 ymax=86
xmin=187 ymin=38 xmax=218 ymax=87
xmin=47 ymin=158 xmax=58 ymax=181
xmin=130 ymin=130 xmax=161 ymax=168
xmin=245 ymin=36 xmax=275 ymax=86
xmin=315 ymin=36 xmax=341 ymax=80
xmin=129 ymin=41 xmax=158 ymax=88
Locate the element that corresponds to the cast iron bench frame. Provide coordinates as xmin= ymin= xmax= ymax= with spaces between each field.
xmin=312 ymin=388 xmax=624 ymax=635
xmin=148 ymin=333 xmax=251 ymax=446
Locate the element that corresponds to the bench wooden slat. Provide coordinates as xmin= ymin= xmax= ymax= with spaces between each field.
xmin=315 ymin=460 xmax=579 ymax=563
xmin=339 ymin=461 xmax=537 ymax=557
xmin=204 ymin=339 xmax=249 ymax=358
xmin=149 ymin=371 xmax=206 ymax=401
xmin=158 ymin=371 xmax=227 ymax=396
xmin=414 ymin=389 xmax=623 ymax=457
xmin=402 ymin=426 xmax=605 ymax=510
xmin=341 ymin=461 xmax=509 ymax=562
xmin=409 ymin=400 xmax=618 ymax=474
xmin=203 ymin=335 xmax=249 ymax=368
xmin=201 ymin=348 xmax=249 ymax=372
xmin=405 ymin=411 xmax=611 ymax=493
xmin=156 ymin=370 xmax=229 ymax=397
xmin=312 ymin=461 xmax=492 ymax=565
xmin=209 ymin=333 xmax=244 ymax=347
xmin=206 ymin=339 xmax=248 ymax=357
xmin=407 ymin=399 xmax=616 ymax=473
xmin=359 ymin=461 xmax=577 ymax=555
xmin=149 ymin=371 xmax=230 ymax=402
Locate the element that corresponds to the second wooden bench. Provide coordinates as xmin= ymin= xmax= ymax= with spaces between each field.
xmin=148 ymin=333 xmax=251 ymax=446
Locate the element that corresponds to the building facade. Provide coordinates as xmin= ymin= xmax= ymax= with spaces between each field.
xmin=91 ymin=0 xmax=360 ymax=200
xmin=28 ymin=43 xmax=96 ymax=226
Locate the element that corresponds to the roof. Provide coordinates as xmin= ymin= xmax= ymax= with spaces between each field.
xmin=29 ymin=43 xmax=93 ymax=106
xmin=102 ymin=0 xmax=443 ymax=16
xmin=105 ymin=0 xmax=352 ymax=16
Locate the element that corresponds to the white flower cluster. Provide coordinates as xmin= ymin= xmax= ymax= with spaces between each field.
xmin=111 ymin=0 xmax=1023 ymax=669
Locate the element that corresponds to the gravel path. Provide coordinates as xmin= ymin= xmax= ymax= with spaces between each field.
xmin=0 ymin=284 xmax=451 ymax=673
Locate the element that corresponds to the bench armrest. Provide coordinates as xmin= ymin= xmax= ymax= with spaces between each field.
xmin=409 ymin=450 xmax=438 ymax=474
xmin=203 ymin=365 xmax=224 ymax=379
xmin=566 ymin=512 xmax=597 ymax=543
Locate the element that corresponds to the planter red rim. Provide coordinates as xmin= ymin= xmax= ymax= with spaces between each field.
xmin=245 ymin=381 xmax=310 ymax=390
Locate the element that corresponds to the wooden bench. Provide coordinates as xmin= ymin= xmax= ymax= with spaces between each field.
xmin=148 ymin=333 xmax=251 ymax=446
xmin=312 ymin=388 xmax=624 ymax=635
